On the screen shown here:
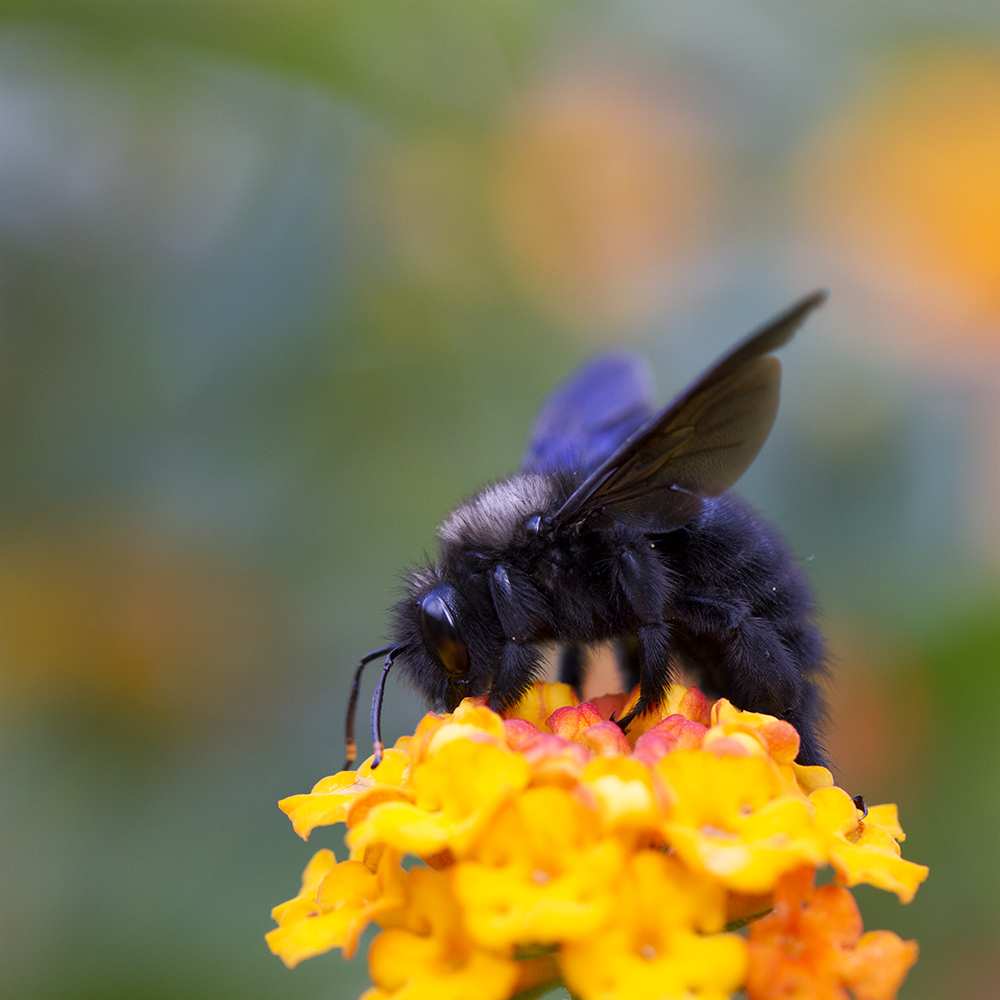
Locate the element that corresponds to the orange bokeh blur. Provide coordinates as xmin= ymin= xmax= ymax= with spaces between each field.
xmin=493 ymin=68 xmax=720 ymax=333
xmin=0 ymin=521 xmax=283 ymax=727
xmin=822 ymin=633 xmax=931 ymax=802
xmin=796 ymin=47 xmax=1000 ymax=358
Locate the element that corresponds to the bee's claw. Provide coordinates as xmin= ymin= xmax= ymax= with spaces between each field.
xmin=611 ymin=707 xmax=638 ymax=733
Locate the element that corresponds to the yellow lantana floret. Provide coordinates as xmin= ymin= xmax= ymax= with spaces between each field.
xmin=561 ymin=850 xmax=747 ymax=1000
xmin=348 ymin=740 xmax=531 ymax=860
xmin=363 ymin=867 xmax=521 ymax=1000
xmin=810 ymin=786 xmax=929 ymax=903
xmin=279 ymin=749 xmax=410 ymax=840
xmin=658 ymin=749 xmax=825 ymax=892
xmin=451 ymin=785 xmax=626 ymax=947
xmin=266 ymin=847 xmax=406 ymax=967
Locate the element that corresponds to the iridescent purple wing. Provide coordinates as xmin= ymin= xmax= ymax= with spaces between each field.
xmin=521 ymin=353 xmax=655 ymax=475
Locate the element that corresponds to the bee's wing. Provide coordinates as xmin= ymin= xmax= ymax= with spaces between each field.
xmin=552 ymin=291 xmax=827 ymax=533
xmin=520 ymin=352 xmax=655 ymax=475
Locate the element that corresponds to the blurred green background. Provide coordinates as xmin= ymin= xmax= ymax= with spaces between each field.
xmin=2 ymin=2 xmax=999 ymax=998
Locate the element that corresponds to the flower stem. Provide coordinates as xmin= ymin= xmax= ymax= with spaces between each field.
xmin=509 ymin=977 xmax=569 ymax=1000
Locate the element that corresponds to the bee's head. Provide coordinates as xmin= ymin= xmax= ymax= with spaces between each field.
xmin=389 ymin=568 xmax=502 ymax=714
xmin=346 ymin=568 xmax=505 ymax=771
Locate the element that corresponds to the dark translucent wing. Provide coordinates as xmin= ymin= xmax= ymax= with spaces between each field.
xmin=552 ymin=291 xmax=828 ymax=532
xmin=520 ymin=352 xmax=655 ymax=475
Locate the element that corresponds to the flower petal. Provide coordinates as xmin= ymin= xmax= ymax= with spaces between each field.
xmin=811 ymin=787 xmax=929 ymax=903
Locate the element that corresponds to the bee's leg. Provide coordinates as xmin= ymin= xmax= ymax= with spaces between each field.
xmin=612 ymin=623 xmax=673 ymax=732
xmin=715 ymin=622 xmax=800 ymax=713
xmin=607 ymin=537 xmax=678 ymax=731
xmin=557 ymin=643 xmax=586 ymax=697
xmin=614 ymin=634 xmax=641 ymax=691
xmin=487 ymin=639 xmax=545 ymax=715
xmin=487 ymin=563 xmax=551 ymax=713
xmin=676 ymin=598 xmax=828 ymax=768
xmin=776 ymin=682 xmax=828 ymax=768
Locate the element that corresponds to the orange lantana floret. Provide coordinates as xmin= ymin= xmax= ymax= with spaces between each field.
xmin=746 ymin=867 xmax=918 ymax=1000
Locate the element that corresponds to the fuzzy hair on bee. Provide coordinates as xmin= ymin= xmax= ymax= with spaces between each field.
xmin=344 ymin=292 xmax=831 ymax=771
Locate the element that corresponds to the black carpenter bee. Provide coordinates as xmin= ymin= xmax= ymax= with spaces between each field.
xmin=345 ymin=291 xmax=830 ymax=770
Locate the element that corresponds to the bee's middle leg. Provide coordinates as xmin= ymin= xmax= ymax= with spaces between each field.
xmin=615 ymin=633 xmax=641 ymax=690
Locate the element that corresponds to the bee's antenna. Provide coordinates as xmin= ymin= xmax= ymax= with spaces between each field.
xmin=370 ymin=648 xmax=400 ymax=769
xmin=344 ymin=645 xmax=394 ymax=770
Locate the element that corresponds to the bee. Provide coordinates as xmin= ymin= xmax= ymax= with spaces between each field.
xmin=345 ymin=291 xmax=829 ymax=769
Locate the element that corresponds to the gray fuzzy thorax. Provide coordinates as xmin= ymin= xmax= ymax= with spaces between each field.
xmin=437 ymin=473 xmax=564 ymax=553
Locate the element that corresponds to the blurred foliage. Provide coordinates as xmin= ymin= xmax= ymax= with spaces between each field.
xmin=1 ymin=2 xmax=999 ymax=999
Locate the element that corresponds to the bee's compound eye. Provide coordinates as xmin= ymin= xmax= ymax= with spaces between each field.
xmin=419 ymin=590 xmax=456 ymax=636
xmin=418 ymin=588 xmax=469 ymax=680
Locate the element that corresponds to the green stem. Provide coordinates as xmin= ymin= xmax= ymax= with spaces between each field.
xmin=514 ymin=943 xmax=559 ymax=961
xmin=509 ymin=977 xmax=566 ymax=1000
xmin=725 ymin=907 xmax=773 ymax=932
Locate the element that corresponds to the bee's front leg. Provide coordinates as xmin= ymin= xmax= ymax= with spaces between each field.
xmin=611 ymin=622 xmax=673 ymax=732
xmin=487 ymin=639 xmax=544 ymax=715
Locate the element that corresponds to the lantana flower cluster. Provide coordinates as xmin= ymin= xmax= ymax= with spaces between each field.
xmin=267 ymin=682 xmax=927 ymax=1000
